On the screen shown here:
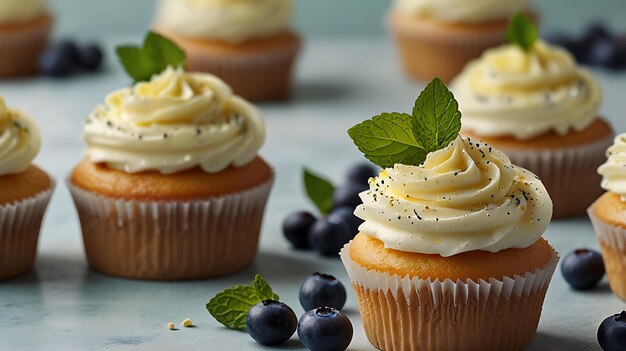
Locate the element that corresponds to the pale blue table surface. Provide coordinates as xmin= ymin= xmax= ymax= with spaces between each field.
xmin=1 ymin=37 xmax=626 ymax=351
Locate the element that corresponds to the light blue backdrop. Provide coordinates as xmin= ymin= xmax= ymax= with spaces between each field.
xmin=49 ymin=0 xmax=626 ymax=39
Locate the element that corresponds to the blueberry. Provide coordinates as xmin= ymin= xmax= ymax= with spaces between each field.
xmin=345 ymin=163 xmax=377 ymax=185
xmin=299 ymin=273 xmax=347 ymax=312
xmin=545 ymin=32 xmax=586 ymax=60
xmin=583 ymin=22 xmax=612 ymax=43
xmin=328 ymin=206 xmax=362 ymax=236
xmin=561 ymin=249 xmax=605 ymax=290
xmin=298 ymin=307 xmax=353 ymax=351
xmin=333 ymin=183 xmax=367 ymax=209
xmin=598 ymin=311 xmax=626 ymax=351
xmin=77 ymin=44 xmax=104 ymax=71
xmin=56 ymin=40 xmax=80 ymax=63
xmin=579 ymin=23 xmax=613 ymax=64
xmin=246 ymin=300 xmax=297 ymax=346
xmin=590 ymin=39 xmax=626 ymax=70
xmin=38 ymin=42 xmax=78 ymax=77
xmin=308 ymin=218 xmax=352 ymax=257
xmin=616 ymin=37 xmax=626 ymax=70
xmin=283 ymin=211 xmax=316 ymax=249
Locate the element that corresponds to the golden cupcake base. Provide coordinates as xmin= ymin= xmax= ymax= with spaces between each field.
xmin=154 ymin=30 xmax=301 ymax=102
xmin=68 ymin=158 xmax=274 ymax=280
xmin=0 ymin=169 xmax=54 ymax=280
xmin=588 ymin=195 xmax=626 ymax=301
xmin=341 ymin=234 xmax=559 ymax=351
xmin=68 ymin=176 xmax=273 ymax=280
xmin=0 ymin=14 xmax=52 ymax=78
xmin=388 ymin=11 xmax=538 ymax=83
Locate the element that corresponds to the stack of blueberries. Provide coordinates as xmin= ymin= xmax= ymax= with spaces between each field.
xmin=247 ymin=273 xmax=353 ymax=351
xmin=283 ymin=163 xmax=377 ymax=257
xmin=547 ymin=22 xmax=626 ymax=70
xmin=39 ymin=40 xmax=104 ymax=77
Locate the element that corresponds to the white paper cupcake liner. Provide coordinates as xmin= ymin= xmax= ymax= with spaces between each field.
xmin=501 ymin=133 xmax=613 ymax=218
xmin=388 ymin=12 xmax=515 ymax=83
xmin=588 ymin=203 xmax=626 ymax=300
xmin=340 ymin=242 xmax=558 ymax=351
xmin=0 ymin=13 xmax=52 ymax=77
xmin=340 ymin=243 xmax=558 ymax=305
xmin=0 ymin=180 xmax=55 ymax=280
xmin=67 ymin=176 xmax=273 ymax=280
xmin=156 ymin=29 xmax=301 ymax=102
xmin=588 ymin=204 xmax=626 ymax=251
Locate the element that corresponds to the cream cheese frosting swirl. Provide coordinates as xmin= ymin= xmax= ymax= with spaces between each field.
xmin=451 ymin=40 xmax=602 ymax=140
xmin=355 ymin=136 xmax=552 ymax=257
xmin=598 ymin=134 xmax=626 ymax=201
xmin=393 ymin=0 xmax=529 ymax=24
xmin=0 ymin=97 xmax=41 ymax=176
xmin=83 ymin=66 xmax=265 ymax=174
xmin=156 ymin=0 xmax=292 ymax=44
xmin=0 ymin=0 xmax=45 ymax=25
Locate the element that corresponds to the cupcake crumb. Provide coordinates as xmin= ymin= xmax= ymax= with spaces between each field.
xmin=182 ymin=319 xmax=193 ymax=328
xmin=168 ymin=322 xmax=176 ymax=330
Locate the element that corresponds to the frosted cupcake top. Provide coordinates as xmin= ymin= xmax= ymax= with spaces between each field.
xmin=0 ymin=97 xmax=41 ymax=176
xmin=451 ymin=15 xmax=602 ymax=140
xmin=0 ymin=0 xmax=45 ymax=24
xmin=356 ymin=137 xmax=551 ymax=257
xmin=348 ymin=78 xmax=552 ymax=257
xmin=598 ymin=134 xmax=626 ymax=201
xmin=84 ymin=66 xmax=265 ymax=175
xmin=393 ymin=0 xmax=529 ymax=24
xmin=155 ymin=0 xmax=292 ymax=44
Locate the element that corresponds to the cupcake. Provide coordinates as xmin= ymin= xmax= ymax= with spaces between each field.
xmin=452 ymin=15 xmax=613 ymax=218
xmin=589 ymin=134 xmax=626 ymax=301
xmin=343 ymin=78 xmax=558 ymax=351
xmin=153 ymin=0 xmax=300 ymax=102
xmin=0 ymin=96 xmax=54 ymax=279
xmin=389 ymin=0 xmax=535 ymax=82
xmin=68 ymin=34 xmax=273 ymax=280
xmin=0 ymin=0 xmax=53 ymax=77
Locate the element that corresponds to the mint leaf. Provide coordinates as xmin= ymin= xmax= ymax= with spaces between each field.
xmin=115 ymin=46 xmax=155 ymax=83
xmin=206 ymin=274 xmax=279 ymax=331
xmin=348 ymin=112 xmax=427 ymax=168
xmin=348 ymin=78 xmax=461 ymax=168
xmin=303 ymin=168 xmax=335 ymax=215
xmin=505 ymin=12 xmax=538 ymax=51
xmin=412 ymin=77 xmax=461 ymax=152
xmin=116 ymin=31 xmax=186 ymax=83
xmin=206 ymin=285 xmax=258 ymax=331
xmin=253 ymin=274 xmax=279 ymax=301
xmin=143 ymin=32 xmax=186 ymax=75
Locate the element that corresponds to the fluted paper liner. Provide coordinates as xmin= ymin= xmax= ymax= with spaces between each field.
xmin=0 ymin=182 xmax=55 ymax=280
xmin=500 ymin=134 xmax=613 ymax=218
xmin=68 ymin=177 xmax=273 ymax=280
xmin=588 ymin=205 xmax=626 ymax=301
xmin=0 ymin=14 xmax=52 ymax=77
xmin=158 ymin=31 xmax=300 ymax=102
xmin=187 ymin=44 xmax=299 ymax=102
xmin=340 ymin=243 xmax=558 ymax=351
xmin=389 ymin=14 xmax=506 ymax=83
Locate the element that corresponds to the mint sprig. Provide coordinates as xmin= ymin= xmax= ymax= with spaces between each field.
xmin=348 ymin=77 xmax=462 ymax=168
xmin=505 ymin=12 xmax=538 ymax=51
xmin=206 ymin=274 xmax=279 ymax=331
xmin=252 ymin=274 xmax=278 ymax=301
xmin=116 ymin=31 xmax=186 ymax=83
xmin=304 ymin=168 xmax=336 ymax=215
xmin=412 ymin=78 xmax=461 ymax=152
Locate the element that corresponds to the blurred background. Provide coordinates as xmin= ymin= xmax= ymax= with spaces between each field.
xmin=49 ymin=0 xmax=626 ymax=39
